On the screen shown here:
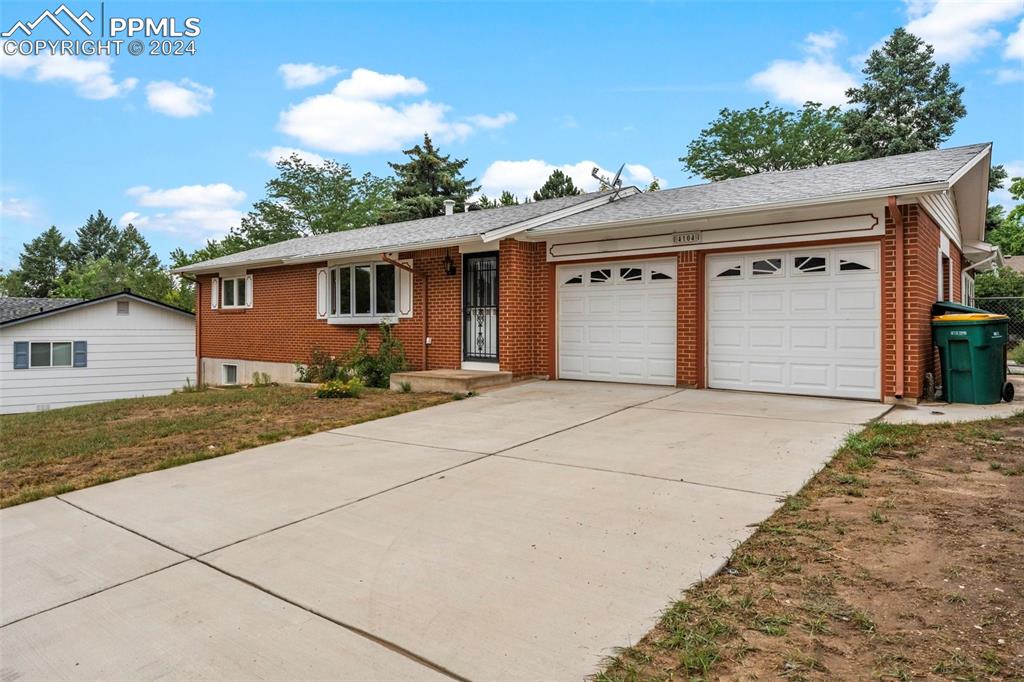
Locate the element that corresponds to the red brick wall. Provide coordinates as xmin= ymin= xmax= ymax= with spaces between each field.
xmin=677 ymin=251 xmax=702 ymax=387
xmin=196 ymin=247 xmax=465 ymax=372
xmin=498 ymin=239 xmax=549 ymax=375
xmin=881 ymin=203 xmax=944 ymax=401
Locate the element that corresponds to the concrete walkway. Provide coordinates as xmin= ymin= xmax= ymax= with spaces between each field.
xmin=0 ymin=382 xmax=888 ymax=681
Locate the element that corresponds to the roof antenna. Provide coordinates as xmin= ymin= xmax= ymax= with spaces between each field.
xmin=592 ymin=163 xmax=625 ymax=200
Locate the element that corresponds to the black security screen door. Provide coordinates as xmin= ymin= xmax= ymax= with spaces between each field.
xmin=463 ymin=253 xmax=499 ymax=362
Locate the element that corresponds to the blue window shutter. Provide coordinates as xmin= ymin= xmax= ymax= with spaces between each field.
xmin=73 ymin=341 xmax=87 ymax=367
xmin=13 ymin=341 xmax=28 ymax=369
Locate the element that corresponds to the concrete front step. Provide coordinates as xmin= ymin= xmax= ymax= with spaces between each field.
xmin=389 ymin=369 xmax=514 ymax=393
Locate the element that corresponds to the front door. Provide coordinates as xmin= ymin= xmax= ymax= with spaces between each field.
xmin=463 ymin=253 xmax=499 ymax=363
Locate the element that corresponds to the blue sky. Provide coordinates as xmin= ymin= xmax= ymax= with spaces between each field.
xmin=2 ymin=0 xmax=1023 ymax=269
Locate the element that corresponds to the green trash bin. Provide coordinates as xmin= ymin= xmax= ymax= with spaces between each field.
xmin=931 ymin=302 xmax=1013 ymax=405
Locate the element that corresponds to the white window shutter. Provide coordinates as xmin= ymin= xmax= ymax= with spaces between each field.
xmin=316 ymin=268 xmax=328 ymax=319
xmin=245 ymin=274 xmax=254 ymax=308
xmin=398 ymin=260 xmax=414 ymax=318
xmin=210 ymin=277 xmax=219 ymax=309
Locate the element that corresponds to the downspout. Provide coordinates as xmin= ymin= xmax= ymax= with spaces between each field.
xmin=888 ymin=196 xmax=905 ymax=399
xmin=381 ymin=255 xmax=429 ymax=370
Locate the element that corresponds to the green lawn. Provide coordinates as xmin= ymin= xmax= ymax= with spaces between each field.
xmin=0 ymin=385 xmax=449 ymax=508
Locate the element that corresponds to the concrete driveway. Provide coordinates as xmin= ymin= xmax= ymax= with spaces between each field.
xmin=0 ymin=382 xmax=888 ymax=681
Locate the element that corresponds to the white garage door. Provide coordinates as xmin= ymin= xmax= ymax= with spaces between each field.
xmin=558 ymin=259 xmax=677 ymax=385
xmin=707 ymin=245 xmax=881 ymax=400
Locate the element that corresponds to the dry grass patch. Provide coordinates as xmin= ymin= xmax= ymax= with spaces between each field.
xmin=598 ymin=413 xmax=1024 ymax=681
xmin=0 ymin=385 xmax=449 ymax=507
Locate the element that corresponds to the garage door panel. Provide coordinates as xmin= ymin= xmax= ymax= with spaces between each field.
xmin=558 ymin=259 xmax=677 ymax=386
xmin=748 ymin=362 xmax=785 ymax=387
xmin=836 ymin=325 xmax=878 ymax=352
xmin=836 ymin=287 xmax=879 ymax=313
xmin=707 ymin=245 xmax=880 ymax=400
xmin=791 ymin=326 xmax=830 ymax=351
xmin=790 ymin=289 xmax=829 ymax=314
xmin=709 ymin=325 xmax=744 ymax=351
xmin=710 ymin=292 xmax=743 ymax=314
xmin=748 ymin=325 xmax=785 ymax=351
xmin=750 ymin=290 xmax=785 ymax=314
xmin=648 ymin=325 xmax=676 ymax=347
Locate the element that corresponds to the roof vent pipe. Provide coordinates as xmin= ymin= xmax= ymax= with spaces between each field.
xmin=443 ymin=199 xmax=455 ymax=216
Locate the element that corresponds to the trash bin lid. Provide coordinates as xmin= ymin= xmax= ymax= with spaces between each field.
xmin=932 ymin=313 xmax=1008 ymax=321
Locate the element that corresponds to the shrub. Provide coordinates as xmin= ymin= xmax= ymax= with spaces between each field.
xmin=251 ymin=371 xmax=274 ymax=387
xmin=1010 ymin=343 xmax=1024 ymax=365
xmin=316 ymin=377 xmax=364 ymax=399
xmin=343 ymin=322 xmax=409 ymax=388
xmin=295 ymin=347 xmax=344 ymax=383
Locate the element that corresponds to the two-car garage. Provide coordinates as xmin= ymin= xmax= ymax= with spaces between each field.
xmin=556 ymin=245 xmax=882 ymax=400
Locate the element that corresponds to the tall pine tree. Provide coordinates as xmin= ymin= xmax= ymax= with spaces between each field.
xmin=844 ymin=28 xmax=965 ymax=159
xmin=8 ymin=226 xmax=71 ymax=297
xmin=69 ymin=210 xmax=120 ymax=265
xmin=385 ymin=134 xmax=480 ymax=222
xmin=533 ymin=170 xmax=582 ymax=201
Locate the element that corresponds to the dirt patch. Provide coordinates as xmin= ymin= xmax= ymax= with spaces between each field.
xmin=599 ymin=414 xmax=1024 ymax=681
xmin=0 ymin=385 xmax=450 ymax=507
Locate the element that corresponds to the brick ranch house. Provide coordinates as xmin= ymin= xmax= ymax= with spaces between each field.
xmin=174 ymin=143 xmax=999 ymax=404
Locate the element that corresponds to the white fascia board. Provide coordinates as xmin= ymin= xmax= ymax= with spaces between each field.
xmin=172 ymin=256 xmax=287 ymax=276
xmin=521 ymin=182 xmax=948 ymax=240
xmin=946 ymin=144 xmax=992 ymax=186
xmin=479 ymin=187 xmax=640 ymax=243
xmin=280 ymin=236 xmax=481 ymax=266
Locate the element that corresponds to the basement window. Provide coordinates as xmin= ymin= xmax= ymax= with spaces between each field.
xmin=222 ymin=364 xmax=238 ymax=385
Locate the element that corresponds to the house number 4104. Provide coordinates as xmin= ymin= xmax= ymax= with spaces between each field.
xmin=672 ymin=231 xmax=702 ymax=245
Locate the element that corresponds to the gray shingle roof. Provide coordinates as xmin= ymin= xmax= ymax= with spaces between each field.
xmin=0 ymin=297 xmax=83 ymax=323
xmin=176 ymin=192 xmax=606 ymax=273
xmin=530 ymin=143 xmax=991 ymax=233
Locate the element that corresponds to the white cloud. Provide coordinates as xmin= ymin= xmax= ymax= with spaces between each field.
xmin=478 ymin=160 xmax=661 ymax=201
xmin=1007 ymin=18 xmax=1024 ymax=59
xmin=146 ymin=79 xmax=214 ymax=117
xmin=278 ymin=63 xmax=343 ymax=88
xmin=122 ymin=183 xmax=245 ymax=241
xmin=0 ymin=197 xmax=36 ymax=221
xmin=749 ymin=32 xmax=857 ymax=106
xmin=804 ymin=30 xmax=844 ymax=57
xmin=466 ymin=112 xmax=517 ymax=129
xmin=992 ymin=160 xmax=1024 ymax=210
xmin=905 ymin=0 xmax=1023 ymax=63
xmin=0 ymin=46 xmax=136 ymax=99
xmin=278 ymin=68 xmax=515 ymax=154
xmin=257 ymin=146 xmax=327 ymax=166
xmin=995 ymin=68 xmax=1024 ymax=83
xmin=332 ymin=68 xmax=427 ymax=100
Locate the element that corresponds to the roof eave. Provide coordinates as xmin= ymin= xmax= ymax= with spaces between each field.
xmin=479 ymin=187 xmax=641 ymax=243
xmin=523 ymin=182 xmax=949 ymax=239
xmin=0 ymin=291 xmax=194 ymax=328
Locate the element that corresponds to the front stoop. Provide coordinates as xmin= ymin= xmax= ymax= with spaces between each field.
xmin=389 ymin=369 xmax=514 ymax=393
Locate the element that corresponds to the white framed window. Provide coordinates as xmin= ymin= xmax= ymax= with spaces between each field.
xmin=222 ymin=364 xmax=238 ymax=385
xmin=221 ymin=276 xmax=248 ymax=308
xmin=30 ymin=341 xmax=72 ymax=368
xmin=962 ymin=272 xmax=975 ymax=306
xmin=326 ymin=263 xmax=398 ymax=322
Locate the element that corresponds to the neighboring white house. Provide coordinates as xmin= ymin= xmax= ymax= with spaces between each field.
xmin=0 ymin=292 xmax=195 ymax=414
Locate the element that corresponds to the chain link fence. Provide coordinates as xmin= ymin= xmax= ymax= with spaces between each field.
xmin=974 ymin=297 xmax=1024 ymax=374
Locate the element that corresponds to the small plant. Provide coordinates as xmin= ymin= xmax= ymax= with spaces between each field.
xmin=251 ymin=371 xmax=274 ymax=387
xmin=296 ymin=347 xmax=344 ymax=383
xmin=399 ymin=380 xmax=412 ymax=393
xmin=343 ymin=322 xmax=409 ymax=388
xmin=1009 ymin=343 xmax=1024 ymax=365
xmin=316 ymin=377 xmax=365 ymax=399
xmin=179 ymin=377 xmax=206 ymax=393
